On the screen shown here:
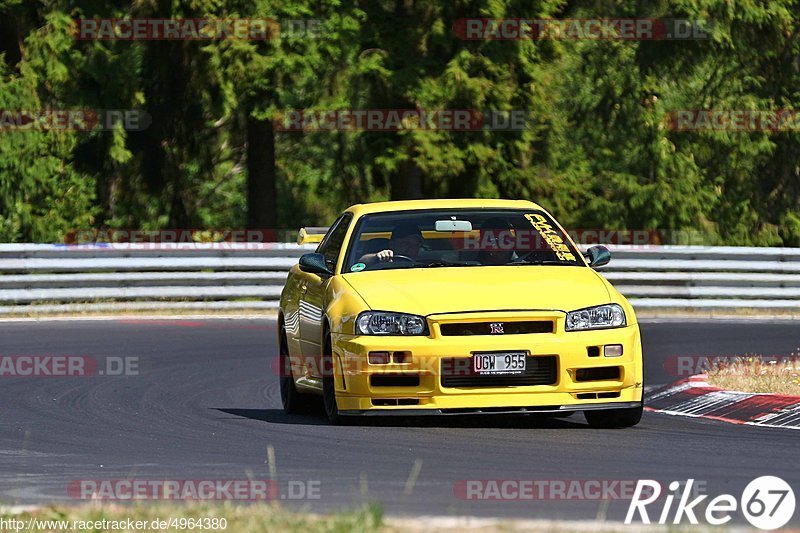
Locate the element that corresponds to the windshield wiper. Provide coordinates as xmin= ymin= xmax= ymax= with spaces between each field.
xmin=418 ymin=260 xmax=477 ymax=268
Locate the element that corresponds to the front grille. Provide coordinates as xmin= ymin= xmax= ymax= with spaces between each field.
xmin=439 ymin=320 xmax=554 ymax=336
xmin=440 ymin=355 xmax=557 ymax=388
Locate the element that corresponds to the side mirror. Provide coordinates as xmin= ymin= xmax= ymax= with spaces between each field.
xmin=585 ymin=245 xmax=611 ymax=268
xmin=298 ymin=253 xmax=333 ymax=276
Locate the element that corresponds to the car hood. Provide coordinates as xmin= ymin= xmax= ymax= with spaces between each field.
xmin=341 ymin=265 xmax=612 ymax=316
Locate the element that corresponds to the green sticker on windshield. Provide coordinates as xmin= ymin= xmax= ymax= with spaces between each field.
xmin=350 ymin=262 xmax=366 ymax=272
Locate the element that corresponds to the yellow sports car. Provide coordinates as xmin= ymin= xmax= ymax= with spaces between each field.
xmin=279 ymin=199 xmax=643 ymax=427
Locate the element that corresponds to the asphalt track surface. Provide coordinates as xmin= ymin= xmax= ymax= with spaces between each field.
xmin=0 ymin=318 xmax=798 ymax=525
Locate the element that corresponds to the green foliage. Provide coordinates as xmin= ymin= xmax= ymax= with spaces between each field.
xmin=0 ymin=0 xmax=797 ymax=244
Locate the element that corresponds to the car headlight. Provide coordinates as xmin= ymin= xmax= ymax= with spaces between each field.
xmin=356 ymin=311 xmax=428 ymax=336
xmin=565 ymin=304 xmax=626 ymax=331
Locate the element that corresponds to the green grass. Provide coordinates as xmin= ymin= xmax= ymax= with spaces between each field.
xmin=1 ymin=503 xmax=741 ymax=532
xmin=1 ymin=503 xmax=383 ymax=533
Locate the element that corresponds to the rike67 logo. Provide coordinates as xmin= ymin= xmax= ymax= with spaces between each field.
xmin=626 ymin=476 xmax=795 ymax=530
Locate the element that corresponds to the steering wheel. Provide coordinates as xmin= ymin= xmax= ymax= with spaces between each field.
xmin=514 ymin=250 xmax=545 ymax=262
xmin=390 ymin=255 xmax=416 ymax=263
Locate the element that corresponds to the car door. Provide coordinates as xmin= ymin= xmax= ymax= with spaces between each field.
xmin=280 ymin=268 xmax=305 ymax=359
xmin=298 ymin=213 xmax=352 ymax=379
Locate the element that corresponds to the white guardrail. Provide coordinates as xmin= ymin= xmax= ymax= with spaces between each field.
xmin=0 ymin=243 xmax=798 ymax=314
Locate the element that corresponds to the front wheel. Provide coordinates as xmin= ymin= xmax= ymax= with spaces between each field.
xmin=322 ymin=333 xmax=349 ymax=425
xmin=584 ymin=401 xmax=643 ymax=428
xmin=322 ymin=370 xmax=340 ymax=423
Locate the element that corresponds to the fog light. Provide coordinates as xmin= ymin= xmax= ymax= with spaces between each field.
xmin=393 ymin=351 xmax=410 ymax=363
xmin=604 ymin=344 xmax=623 ymax=357
xmin=368 ymin=351 xmax=390 ymax=364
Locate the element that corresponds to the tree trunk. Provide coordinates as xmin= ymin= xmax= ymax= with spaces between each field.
xmin=0 ymin=12 xmax=22 ymax=67
xmin=246 ymin=115 xmax=278 ymax=229
xmin=390 ymin=157 xmax=423 ymax=200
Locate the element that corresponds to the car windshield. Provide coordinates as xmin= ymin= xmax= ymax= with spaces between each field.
xmin=343 ymin=209 xmax=584 ymax=272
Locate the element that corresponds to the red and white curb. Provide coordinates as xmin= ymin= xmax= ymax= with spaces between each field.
xmin=645 ymin=374 xmax=800 ymax=430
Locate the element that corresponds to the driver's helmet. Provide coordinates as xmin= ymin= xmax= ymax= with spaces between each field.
xmin=391 ymin=221 xmax=423 ymax=243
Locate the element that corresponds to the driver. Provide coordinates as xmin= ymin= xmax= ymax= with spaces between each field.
xmin=359 ymin=221 xmax=423 ymax=264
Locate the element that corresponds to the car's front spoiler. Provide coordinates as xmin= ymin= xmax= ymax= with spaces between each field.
xmin=339 ymin=401 xmax=641 ymax=416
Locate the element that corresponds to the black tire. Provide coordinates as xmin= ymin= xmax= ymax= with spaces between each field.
xmin=584 ymin=401 xmax=643 ymax=428
xmin=279 ymin=329 xmax=314 ymax=414
xmin=322 ymin=332 xmax=347 ymax=425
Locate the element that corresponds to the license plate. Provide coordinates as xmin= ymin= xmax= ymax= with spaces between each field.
xmin=472 ymin=352 xmax=526 ymax=375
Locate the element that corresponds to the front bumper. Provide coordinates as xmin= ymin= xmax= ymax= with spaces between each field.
xmin=340 ymin=401 xmax=642 ymax=416
xmin=331 ymin=312 xmax=643 ymax=414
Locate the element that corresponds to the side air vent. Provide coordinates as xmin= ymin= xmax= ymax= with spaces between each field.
xmin=370 ymin=374 xmax=420 ymax=387
xmin=575 ymin=367 xmax=621 ymax=382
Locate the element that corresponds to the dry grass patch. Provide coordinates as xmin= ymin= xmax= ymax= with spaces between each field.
xmin=705 ymin=356 xmax=800 ymax=395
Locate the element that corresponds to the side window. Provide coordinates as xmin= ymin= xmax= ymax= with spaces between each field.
xmin=317 ymin=213 xmax=352 ymax=271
